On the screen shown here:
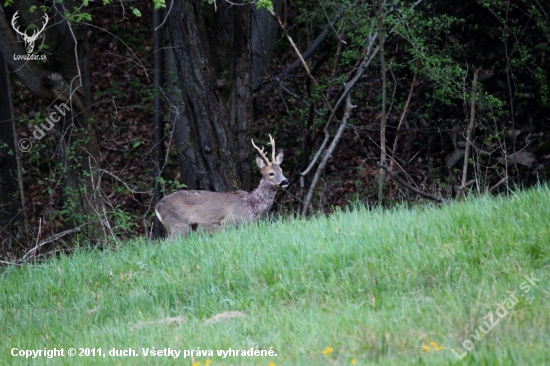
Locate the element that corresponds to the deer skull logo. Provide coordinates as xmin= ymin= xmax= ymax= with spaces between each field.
xmin=11 ymin=11 xmax=49 ymax=54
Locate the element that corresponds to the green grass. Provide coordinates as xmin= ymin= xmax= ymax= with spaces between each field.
xmin=1 ymin=186 xmax=549 ymax=365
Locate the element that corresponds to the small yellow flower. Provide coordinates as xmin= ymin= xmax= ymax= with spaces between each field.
xmin=269 ymin=363 xmax=276 ymax=366
xmin=423 ymin=345 xmax=430 ymax=351
xmin=434 ymin=346 xmax=441 ymax=351
xmin=205 ymin=360 xmax=212 ymax=365
xmin=351 ymin=358 xmax=357 ymax=364
xmin=322 ymin=346 xmax=334 ymax=355
xmin=192 ymin=362 xmax=201 ymax=366
xmin=429 ymin=341 xmax=437 ymax=347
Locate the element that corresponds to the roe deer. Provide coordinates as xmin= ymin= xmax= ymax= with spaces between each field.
xmin=155 ymin=135 xmax=288 ymax=237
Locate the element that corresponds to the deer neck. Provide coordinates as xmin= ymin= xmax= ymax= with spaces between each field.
xmin=247 ymin=178 xmax=278 ymax=217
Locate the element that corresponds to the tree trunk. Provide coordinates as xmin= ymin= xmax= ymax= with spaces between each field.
xmin=252 ymin=0 xmax=283 ymax=91
xmin=53 ymin=19 xmax=103 ymax=243
xmin=168 ymin=0 xmax=253 ymax=192
xmin=377 ymin=0 xmax=387 ymax=204
xmin=152 ymin=7 xmax=164 ymax=239
xmin=164 ymin=41 xmax=197 ymax=190
xmin=228 ymin=3 xmax=254 ymax=191
xmin=0 ymin=52 xmax=25 ymax=253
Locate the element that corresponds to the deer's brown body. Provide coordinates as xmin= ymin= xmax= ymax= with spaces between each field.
xmin=155 ymin=135 xmax=288 ymax=237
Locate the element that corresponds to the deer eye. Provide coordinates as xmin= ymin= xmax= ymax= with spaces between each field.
xmin=269 ymin=173 xmax=274 ymax=176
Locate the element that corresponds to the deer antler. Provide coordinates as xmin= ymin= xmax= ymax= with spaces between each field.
xmin=251 ymin=137 xmax=271 ymax=165
xmin=252 ymin=135 xmax=278 ymax=165
xmin=268 ymin=134 xmax=276 ymax=164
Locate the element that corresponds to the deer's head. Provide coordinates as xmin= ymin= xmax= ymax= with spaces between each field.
xmin=11 ymin=11 xmax=49 ymax=54
xmin=252 ymin=135 xmax=289 ymax=189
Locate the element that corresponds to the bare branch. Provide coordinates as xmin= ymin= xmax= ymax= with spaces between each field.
xmin=22 ymin=224 xmax=86 ymax=262
xmin=456 ymin=68 xmax=479 ymax=200
xmin=390 ymin=65 xmax=417 ymax=169
xmin=377 ymin=0 xmax=387 ymax=203
xmin=302 ymin=93 xmax=355 ymax=215
xmin=300 ymin=0 xmax=425 ymax=179
xmin=259 ymin=7 xmax=345 ymax=92
xmin=301 ymin=35 xmax=379 ymax=177
xmin=271 ymin=11 xmax=339 ymax=124
xmin=378 ymin=162 xmax=447 ymax=203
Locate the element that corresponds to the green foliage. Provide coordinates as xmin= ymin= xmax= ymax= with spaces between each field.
xmin=64 ymin=9 xmax=92 ymax=23
xmin=337 ymin=0 xmax=546 ymax=115
xmin=203 ymin=0 xmax=273 ymax=12
xmin=338 ymin=6 xmax=378 ymax=68
xmin=475 ymin=0 xmax=550 ymax=109
xmin=131 ymin=7 xmax=142 ymax=17
xmin=392 ymin=4 xmax=468 ymax=105
xmin=1 ymin=187 xmax=549 ymax=364
xmin=107 ymin=22 xmax=149 ymax=54
xmin=152 ymin=0 xmax=166 ymax=10
xmin=58 ymin=186 xmax=86 ymax=224
xmin=255 ymin=0 xmax=274 ymax=12
xmin=156 ymin=175 xmax=187 ymax=193
xmin=107 ymin=206 xmax=138 ymax=237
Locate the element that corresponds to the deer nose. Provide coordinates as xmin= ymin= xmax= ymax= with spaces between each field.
xmin=280 ymin=179 xmax=289 ymax=188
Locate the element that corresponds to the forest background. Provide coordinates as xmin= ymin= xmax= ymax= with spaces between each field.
xmin=0 ymin=0 xmax=549 ymax=260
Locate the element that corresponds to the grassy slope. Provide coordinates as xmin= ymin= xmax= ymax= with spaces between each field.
xmin=1 ymin=187 xmax=549 ymax=366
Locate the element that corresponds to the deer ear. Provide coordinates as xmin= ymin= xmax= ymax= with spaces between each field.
xmin=275 ymin=150 xmax=284 ymax=165
xmin=255 ymin=155 xmax=266 ymax=169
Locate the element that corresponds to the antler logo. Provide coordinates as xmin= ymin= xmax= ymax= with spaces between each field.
xmin=11 ymin=11 xmax=49 ymax=54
